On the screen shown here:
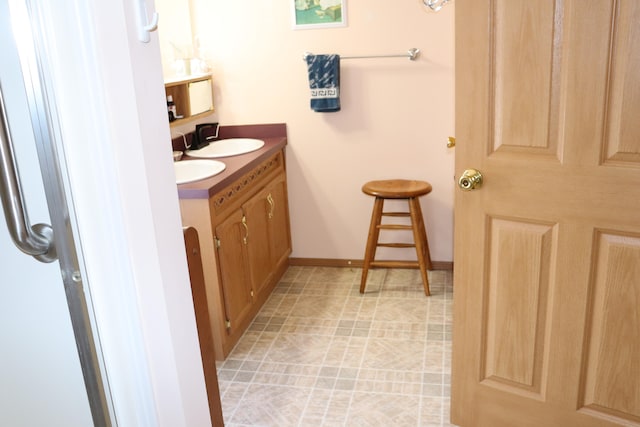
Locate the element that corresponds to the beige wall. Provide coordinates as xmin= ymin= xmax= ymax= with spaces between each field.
xmin=186 ymin=1 xmax=455 ymax=262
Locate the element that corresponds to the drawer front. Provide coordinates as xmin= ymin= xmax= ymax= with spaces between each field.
xmin=210 ymin=151 xmax=284 ymax=217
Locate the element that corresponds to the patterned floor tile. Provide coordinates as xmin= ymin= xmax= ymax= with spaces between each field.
xmin=217 ymin=266 xmax=456 ymax=427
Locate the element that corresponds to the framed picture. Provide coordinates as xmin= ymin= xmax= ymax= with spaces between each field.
xmin=292 ymin=0 xmax=347 ymax=30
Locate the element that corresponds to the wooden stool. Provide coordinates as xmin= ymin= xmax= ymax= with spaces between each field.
xmin=360 ymin=179 xmax=433 ymax=296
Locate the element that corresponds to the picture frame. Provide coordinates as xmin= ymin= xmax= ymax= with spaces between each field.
xmin=291 ymin=0 xmax=347 ymax=30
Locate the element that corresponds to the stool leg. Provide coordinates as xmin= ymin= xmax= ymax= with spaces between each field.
xmin=409 ymin=197 xmax=431 ymax=296
xmin=360 ymin=197 xmax=384 ymax=293
xmin=412 ymin=197 xmax=433 ymax=270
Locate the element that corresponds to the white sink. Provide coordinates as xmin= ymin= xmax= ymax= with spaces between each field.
xmin=174 ymin=159 xmax=226 ymax=184
xmin=185 ymin=138 xmax=265 ymax=158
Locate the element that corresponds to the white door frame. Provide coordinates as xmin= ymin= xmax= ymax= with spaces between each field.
xmin=22 ymin=0 xmax=211 ymax=425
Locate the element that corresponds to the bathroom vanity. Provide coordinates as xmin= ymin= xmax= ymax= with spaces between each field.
xmin=177 ymin=123 xmax=291 ymax=360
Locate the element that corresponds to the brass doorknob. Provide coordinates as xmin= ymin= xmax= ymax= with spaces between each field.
xmin=458 ymin=169 xmax=483 ymax=191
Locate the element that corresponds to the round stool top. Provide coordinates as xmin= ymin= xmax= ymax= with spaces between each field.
xmin=362 ymin=179 xmax=432 ymax=198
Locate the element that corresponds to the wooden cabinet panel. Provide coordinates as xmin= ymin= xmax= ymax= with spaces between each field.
xmin=182 ymin=227 xmax=224 ymax=426
xmin=215 ymin=208 xmax=253 ymax=336
xmin=244 ymin=188 xmax=273 ymax=301
xmin=266 ymin=178 xmax=292 ymax=271
xmin=243 ymin=175 xmax=291 ymax=301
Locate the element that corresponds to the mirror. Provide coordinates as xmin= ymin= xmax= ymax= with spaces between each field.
xmin=155 ymin=0 xmax=195 ymax=79
xmin=156 ymin=0 xmax=215 ymax=126
xmin=189 ymin=79 xmax=213 ymax=116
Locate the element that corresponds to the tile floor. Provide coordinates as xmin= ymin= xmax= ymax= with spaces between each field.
xmin=216 ymin=266 xmax=456 ymax=427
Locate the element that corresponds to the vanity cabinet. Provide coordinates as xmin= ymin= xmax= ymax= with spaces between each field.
xmin=178 ymin=146 xmax=291 ymax=360
xmin=215 ymin=174 xmax=289 ymax=337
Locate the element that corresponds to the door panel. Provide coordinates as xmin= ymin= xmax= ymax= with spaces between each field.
xmin=452 ymin=1 xmax=640 ymax=426
xmin=581 ymin=231 xmax=640 ymax=421
xmin=243 ymin=186 xmax=272 ymax=298
xmin=215 ymin=208 xmax=253 ymax=334
xmin=603 ymin=1 xmax=640 ymax=164
xmin=267 ymin=178 xmax=292 ymax=269
xmin=482 ymin=218 xmax=555 ymax=397
xmin=0 ymin=1 xmax=93 ymax=424
xmin=244 ymin=176 xmax=292 ymax=300
xmin=493 ymin=0 xmax=559 ymax=154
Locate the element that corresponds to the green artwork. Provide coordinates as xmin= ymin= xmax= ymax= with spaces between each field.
xmin=293 ymin=0 xmax=346 ymax=28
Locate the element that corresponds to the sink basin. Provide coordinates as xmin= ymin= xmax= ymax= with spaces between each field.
xmin=185 ymin=138 xmax=265 ymax=158
xmin=174 ymin=159 xmax=226 ymax=184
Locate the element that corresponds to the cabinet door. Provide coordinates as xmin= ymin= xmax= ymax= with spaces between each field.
xmin=214 ymin=208 xmax=253 ymax=335
xmin=244 ymin=176 xmax=292 ymax=299
xmin=265 ymin=178 xmax=291 ymax=268
xmin=243 ymin=186 xmax=274 ymax=299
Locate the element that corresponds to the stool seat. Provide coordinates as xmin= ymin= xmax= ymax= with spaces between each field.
xmin=362 ymin=179 xmax=432 ymax=199
xmin=360 ymin=179 xmax=433 ymax=296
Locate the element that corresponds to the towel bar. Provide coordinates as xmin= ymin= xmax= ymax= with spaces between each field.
xmin=302 ymin=48 xmax=420 ymax=62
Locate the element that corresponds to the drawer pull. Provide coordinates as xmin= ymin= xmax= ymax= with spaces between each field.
xmin=241 ymin=215 xmax=249 ymax=244
xmin=267 ymin=193 xmax=274 ymax=219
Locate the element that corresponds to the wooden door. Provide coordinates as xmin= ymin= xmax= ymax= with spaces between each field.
xmin=452 ymin=1 xmax=640 ymax=426
xmin=215 ymin=208 xmax=253 ymax=335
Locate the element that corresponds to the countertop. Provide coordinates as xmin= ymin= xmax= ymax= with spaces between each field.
xmin=176 ymin=123 xmax=287 ymax=200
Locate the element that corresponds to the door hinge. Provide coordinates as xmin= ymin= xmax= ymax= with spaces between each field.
xmin=250 ymin=290 xmax=254 ymax=297
xmin=225 ymin=320 xmax=231 ymax=329
xmin=214 ymin=236 xmax=221 ymax=248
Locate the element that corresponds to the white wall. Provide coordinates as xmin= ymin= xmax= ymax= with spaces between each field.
xmin=187 ymin=1 xmax=455 ymax=263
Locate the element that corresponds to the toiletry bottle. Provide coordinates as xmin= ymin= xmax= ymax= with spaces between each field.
xmin=167 ymin=95 xmax=177 ymax=122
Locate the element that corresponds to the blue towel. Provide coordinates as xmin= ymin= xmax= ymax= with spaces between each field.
xmin=305 ymin=54 xmax=340 ymax=112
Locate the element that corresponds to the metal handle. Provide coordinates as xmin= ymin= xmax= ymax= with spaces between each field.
xmin=241 ymin=215 xmax=249 ymax=244
xmin=447 ymin=136 xmax=456 ymax=148
xmin=0 ymin=84 xmax=56 ymax=262
xmin=458 ymin=169 xmax=483 ymax=191
xmin=267 ymin=193 xmax=274 ymax=219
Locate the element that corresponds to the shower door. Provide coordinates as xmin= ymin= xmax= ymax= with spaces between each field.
xmin=0 ymin=1 xmax=110 ymax=425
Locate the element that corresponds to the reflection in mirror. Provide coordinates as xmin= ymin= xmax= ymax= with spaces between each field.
xmin=189 ymin=79 xmax=213 ymax=116
xmin=156 ymin=0 xmax=216 ymax=130
xmin=156 ymin=0 xmax=206 ymax=79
